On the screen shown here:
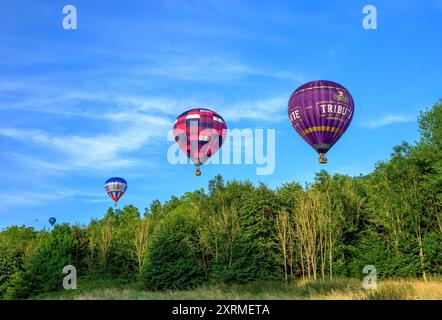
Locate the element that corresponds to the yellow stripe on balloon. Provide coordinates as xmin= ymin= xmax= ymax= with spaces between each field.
xmin=293 ymin=86 xmax=347 ymax=94
xmin=300 ymin=126 xmax=343 ymax=137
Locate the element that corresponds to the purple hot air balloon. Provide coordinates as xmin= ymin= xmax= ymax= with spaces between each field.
xmin=288 ymin=80 xmax=354 ymax=163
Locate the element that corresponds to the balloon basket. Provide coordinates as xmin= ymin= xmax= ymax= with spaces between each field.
xmin=196 ymin=168 xmax=201 ymax=176
xmin=319 ymin=153 xmax=328 ymax=164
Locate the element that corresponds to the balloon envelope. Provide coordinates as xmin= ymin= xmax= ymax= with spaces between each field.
xmin=288 ymin=80 xmax=354 ymax=161
xmin=49 ymin=217 xmax=56 ymax=226
xmin=173 ymin=108 xmax=227 ymax=173
xmin=105 ymin=177 xmax=127 ymax=205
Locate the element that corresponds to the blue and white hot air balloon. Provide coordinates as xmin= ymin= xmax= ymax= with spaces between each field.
xmin=104 ymin=177 xmax=127 ymax=206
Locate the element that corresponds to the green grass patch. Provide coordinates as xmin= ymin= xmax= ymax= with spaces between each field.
xmin=30 ymin=277 xmax=440 ymax=300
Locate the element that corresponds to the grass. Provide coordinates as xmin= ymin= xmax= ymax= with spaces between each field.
xmin=32 ymin=277 xmax=442 ymax=300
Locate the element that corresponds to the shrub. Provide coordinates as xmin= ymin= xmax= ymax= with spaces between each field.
xmin=140 ymin=206 xmax=205 ymax=290
xmin=6 ymin=224 xmax=77 ymax=299
xmin=0 ymin=226 xmax=38 ymax=299
xmin=0 ymin=247 xmax=21 ymax=298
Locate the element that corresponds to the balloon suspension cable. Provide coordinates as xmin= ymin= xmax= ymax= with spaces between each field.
xmin=318 ymin=152 xmax=328 ymax=164
xmin=195 ymin=167 xmax=201 ymax=176
xmin=114 ymin=201 xmax=118 ymax=207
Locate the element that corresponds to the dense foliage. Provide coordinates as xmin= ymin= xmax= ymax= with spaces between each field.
xmin=1 ymin=100 xmax=441 ymax=298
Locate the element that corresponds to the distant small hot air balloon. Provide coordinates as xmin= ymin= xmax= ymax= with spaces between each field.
xmin=173 ymin=108 xmax=227 ymax=176
xmin=105 ymin=177 xmax=127 ymax=206
xmin=288 ymin=80 xmax=354 ymax=163
xmin=49 ymin=217 xmax=56 ymax=226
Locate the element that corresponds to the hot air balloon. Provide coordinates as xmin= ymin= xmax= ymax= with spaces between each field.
xmin=288 ymin=80 xmax=354 ymax=163
xmin=105 ymin=177 xmax=127 ymax=206
xmin=49 ymin=217 xmax=56 ymax=226
xmin=173 ymin=108 xmax=227 ymax=176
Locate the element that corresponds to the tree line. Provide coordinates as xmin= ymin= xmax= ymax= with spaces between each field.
xmin=1 ymin=100 xmax=441 ymax=298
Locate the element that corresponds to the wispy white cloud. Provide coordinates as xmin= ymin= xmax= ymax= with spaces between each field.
xmin=134 ymin=54 xmax=303 ymax=82
xmin=0 ymin=109 xmax=170 ymax=171
xmin=0 ymin=188 xmax=105 ymax=211
xmin=0 ymin=68 xmax=291 ymax=178
xmin=0 ymin=76 xmax=294 ymax=120
xmin=115 ymin=95 xmax=195 ymax=116
xmin=361 ymin=115 xmax=416 ymax=129
xmin=116 ymin=94 xmax=288 ymax=123
xmin=0 ymin=91 xmax=286 ymax=154
xmin=222 ymin=96 xmax=287 ymax=122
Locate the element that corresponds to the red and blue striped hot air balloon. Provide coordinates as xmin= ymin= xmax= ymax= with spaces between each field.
xmin=173 ymin=108 xmax=227 ymax=176
xmin=288 ymin=80 xmax=354 ymax=163
xmin=104 ymin=177 xmax=127 ymax=206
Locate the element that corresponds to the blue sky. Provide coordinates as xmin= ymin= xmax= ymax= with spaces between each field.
xmin=1 ymin=0 xmax=441 ymax=229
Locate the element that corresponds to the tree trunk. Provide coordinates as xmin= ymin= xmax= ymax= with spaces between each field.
xmin=329 ymin=235 xmax=333 ymax=280
xmin=416 ymin=227 xmax=427 ymax=281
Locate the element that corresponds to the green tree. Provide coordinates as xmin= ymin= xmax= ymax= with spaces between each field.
xmin=140 ymin=203 xmax=205 ymax=290
xmin=6 ymin=225 xmax=77 ymax=299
